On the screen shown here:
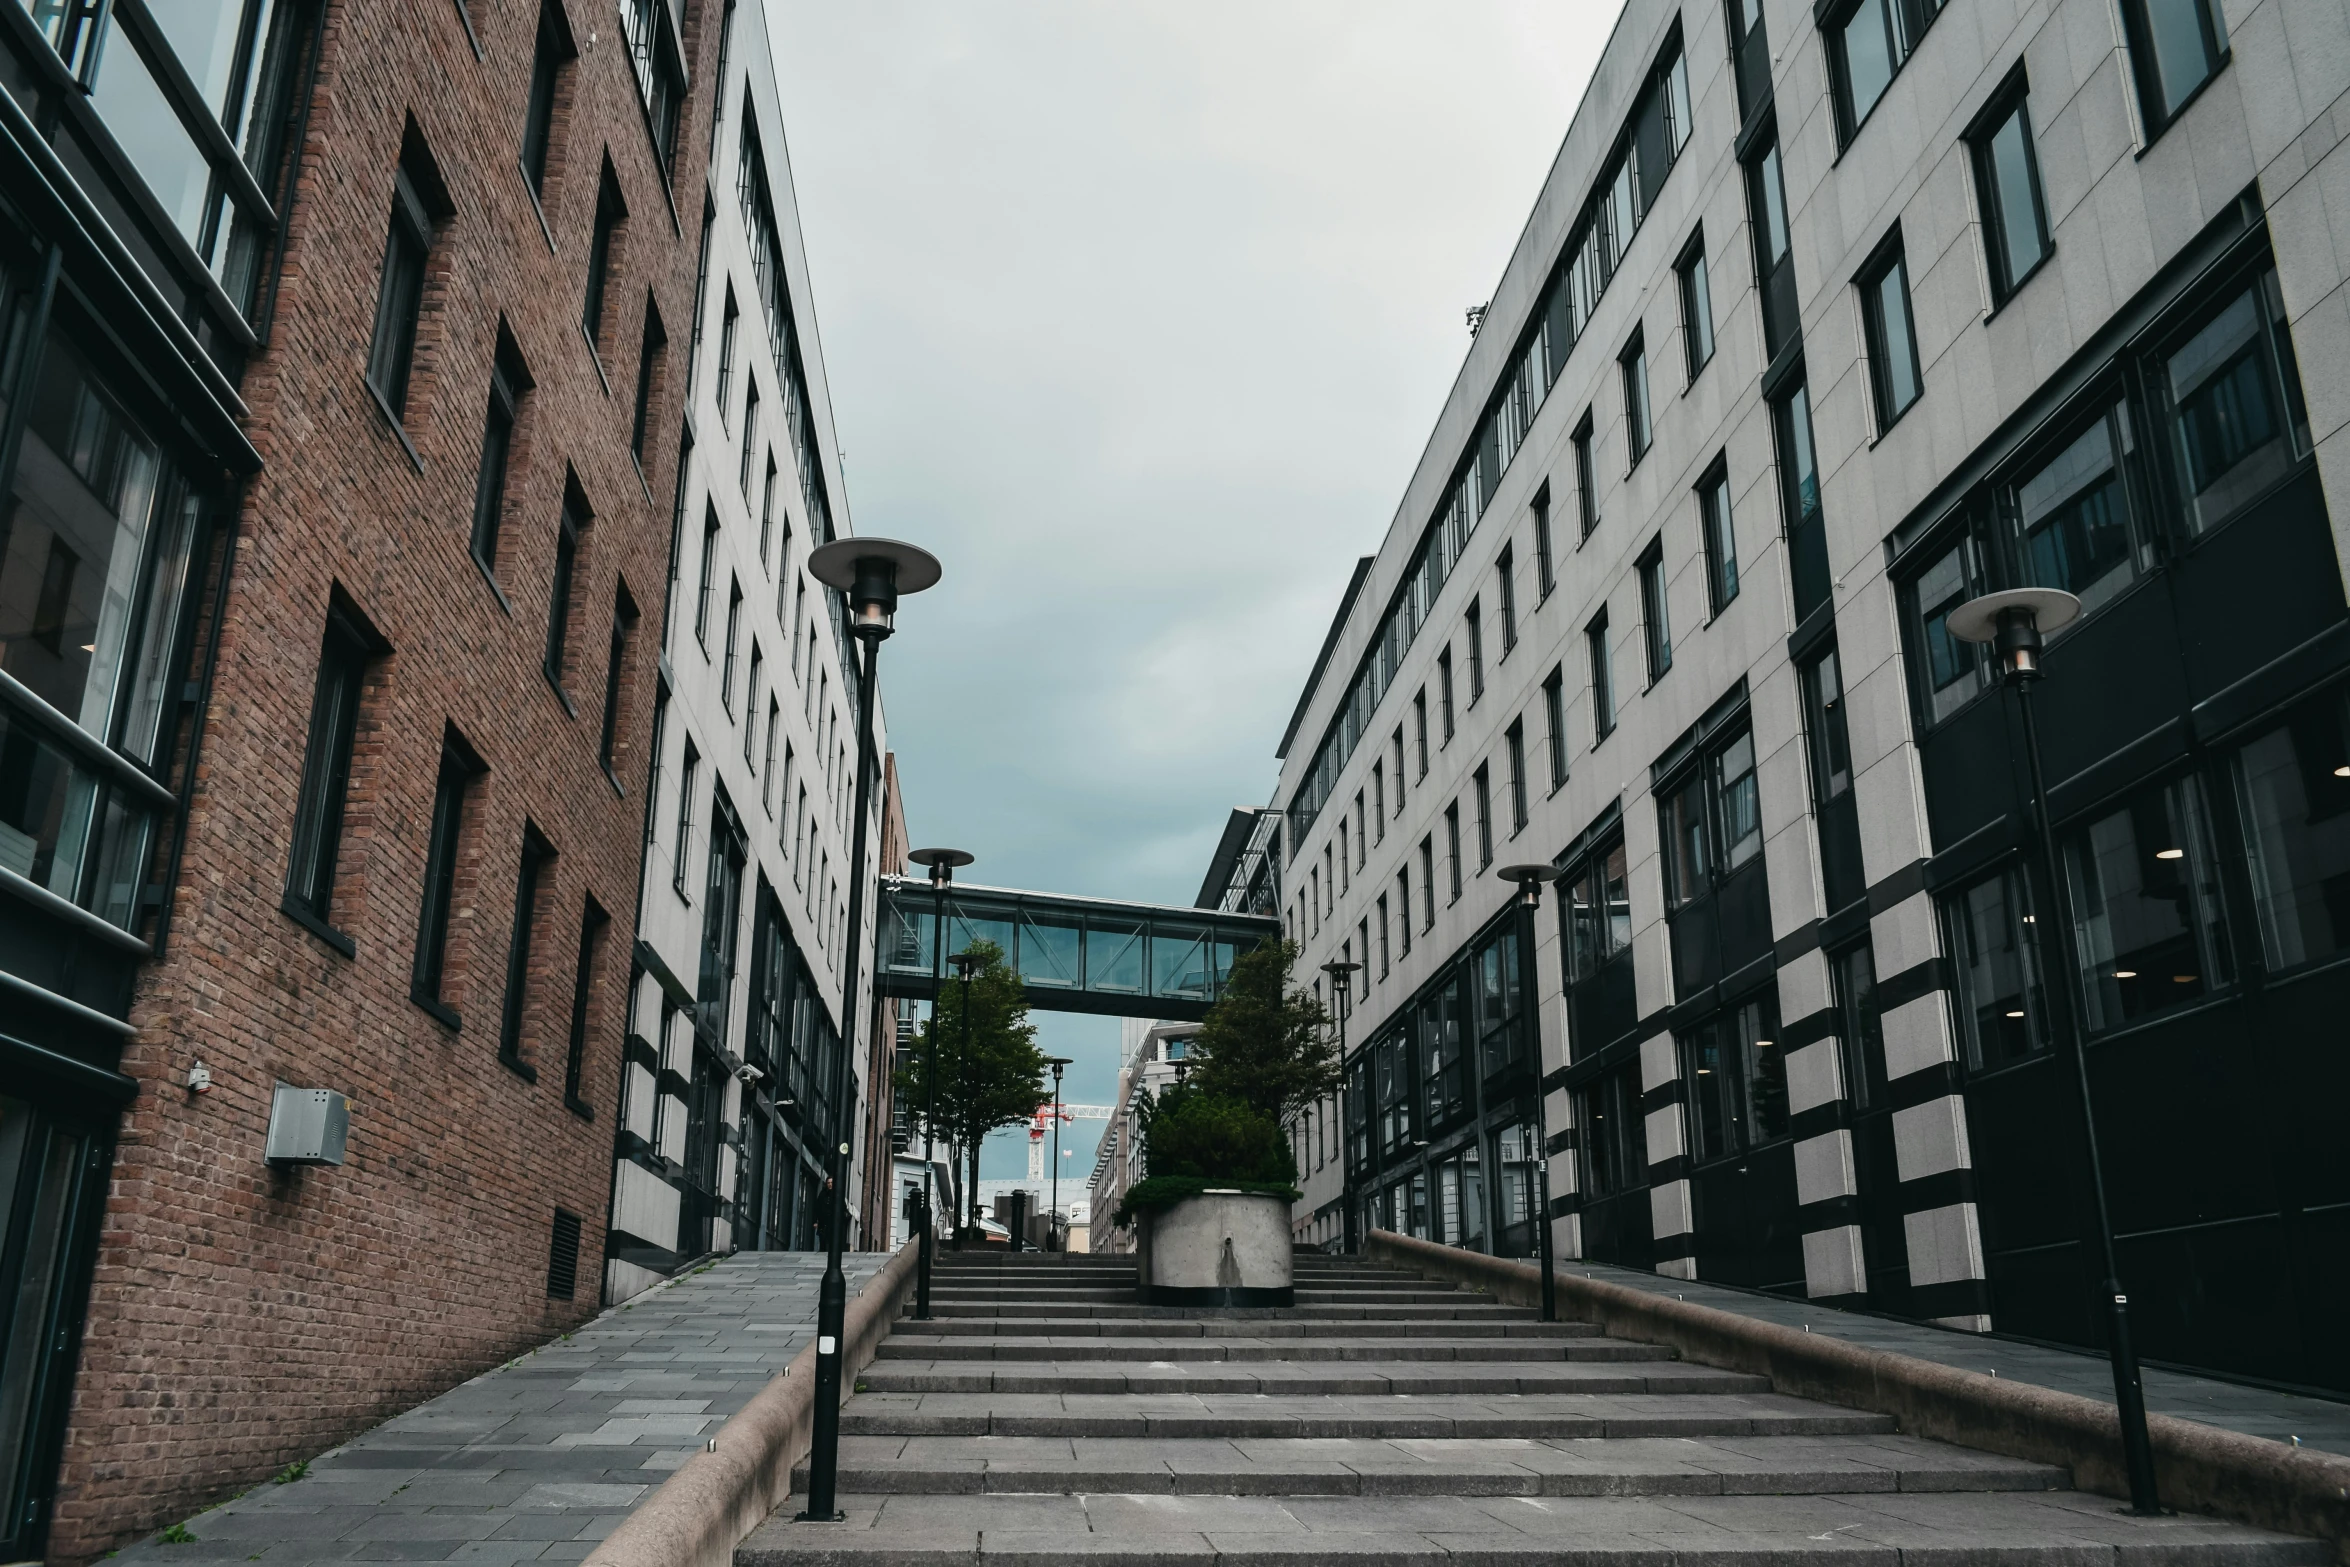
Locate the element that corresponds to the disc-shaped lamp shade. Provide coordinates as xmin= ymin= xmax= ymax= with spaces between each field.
xmin=808 ymin=538 xmax=943 ymax=639
xmin=1944 ymin=587 xmax=2081 ymax=645
xmin=1496 ymin=863 xmax=1566 ymax=886
xmin=1321 ymin=960 xmax=1361 ymax=976
xmin=908 ymin=847 xmax=975 ymax=870
xmin=1044 ymin=1056 xmax=1072 ymax=1069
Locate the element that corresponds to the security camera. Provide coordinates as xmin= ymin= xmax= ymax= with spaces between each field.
xmin=736 ymin=1063 xmax=765 ymax=1085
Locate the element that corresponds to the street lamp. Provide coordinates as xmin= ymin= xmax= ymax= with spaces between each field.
xmin=906 ymin=847 xmax=973 ymax=1321
xmin=1044 ymin=1056 xmax=1071 ymax=1251
xmin=1320 ymin=960 xmax=1359 ymax=1254
xmin=1947 ymin=587 xmax=2159 ymax=1517
xmin=1497 ymin=864 xmax=1566 ymax=1324
xmin=797 ymin=538 xmax=941 ymax=1525
xmin=949 ymin=947 xmax=986 ymax=1246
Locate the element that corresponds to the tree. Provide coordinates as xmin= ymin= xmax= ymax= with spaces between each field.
xmin=1187 ymin=938 xmax=1341 ymax=1122
xmin=891 ymin=940 xmax=1045 ymax=1237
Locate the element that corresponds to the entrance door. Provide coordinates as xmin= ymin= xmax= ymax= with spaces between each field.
xmin=0 ymin=1093 xmax=105 ymax=1557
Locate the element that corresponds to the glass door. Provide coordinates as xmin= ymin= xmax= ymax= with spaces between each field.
xmin=0 ymin=1093 xmax=102 ymax=1557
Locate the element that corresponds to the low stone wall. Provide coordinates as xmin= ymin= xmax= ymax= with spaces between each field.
xmin=581 ymin=1242 xmax=920 ymax=1567
xmin=1368 ymin=1229 xmax=2350 ymax=1565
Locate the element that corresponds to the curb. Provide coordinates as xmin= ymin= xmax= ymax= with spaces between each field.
xmin=581 ymin=1242 xmax=921 ymax=1567
xmin=1368 ymin=1229 xmax=2350 ymax=1564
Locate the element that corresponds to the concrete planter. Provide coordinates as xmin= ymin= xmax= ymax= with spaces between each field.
xmin=1134 ymin=1191 xmax=1293 ymax=1307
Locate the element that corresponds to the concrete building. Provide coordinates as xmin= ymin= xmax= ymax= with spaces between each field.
xmin=1235 ymin=0 xmax=2350 ymax=1395
xmin=1086 ymin=1018 xmax=1196 ymax=1254
xmin=609 ymin=0 xmax=890 ymax=1299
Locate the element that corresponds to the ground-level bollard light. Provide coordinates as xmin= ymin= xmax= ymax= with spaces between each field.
xmin=798 ymin=539 xmax=941 ymax=1524
xmin=906 ymin=847 xmax=973 ymax=1320
xmin=1947 ymin=586 xmax=2160 ymax=1517
xmin=1497 ymin=863 xmax=1565 ymax=1324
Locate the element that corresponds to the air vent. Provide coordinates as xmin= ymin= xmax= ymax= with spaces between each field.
xmin=546 ymin=1208 xmax=582 ymax=1300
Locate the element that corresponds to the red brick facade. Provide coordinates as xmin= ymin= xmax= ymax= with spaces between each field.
xmin=45 ymin=1 xmax=721 ymax=1554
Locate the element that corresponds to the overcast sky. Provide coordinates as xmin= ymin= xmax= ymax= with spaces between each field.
xmin=765 ymin=2 xmax=1617 ymax=1179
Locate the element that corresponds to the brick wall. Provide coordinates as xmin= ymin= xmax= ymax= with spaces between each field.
xmin=46 ymin=0 xmax=723 ymax=1555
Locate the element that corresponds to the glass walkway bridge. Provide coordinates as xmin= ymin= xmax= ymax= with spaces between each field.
xmin=875 ymin=879 xmax=1281 ymax=1021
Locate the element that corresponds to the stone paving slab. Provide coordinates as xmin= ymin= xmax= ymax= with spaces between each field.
xmin=858 ymin=1360 xmax=1771 ymax=1397
xmin=1564 ymin=1262 xmax=2350 ymax=1457
xmin=112 ymin=1252 xmax=886 ymax=1566
xmin=874 ymin=1335 xmax=1665 ymax=1363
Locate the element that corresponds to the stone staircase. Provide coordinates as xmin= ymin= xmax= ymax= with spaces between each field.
xmin=739 ymin=1249 xmax=2322 ymax=1563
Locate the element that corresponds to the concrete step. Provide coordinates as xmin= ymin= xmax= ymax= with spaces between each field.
xmin=738 ymin=1489 xmax=2330 ymax=1566
xmin=894 ymin=1316 xmax=1599 ymax=1339
xmin=854 ymin=1361 xmax=1761 ymax=1398
xmin=838 ymin=1391 xmax=1903 ymax=1440
xmin=872 ymin=1336 xmax=1671 ymax=1364
xmin=789 ymin=1432 xmax=2068 ymax=1497
xmin=1292 ymin=1290 xmax=1475 ymax=1305
xmin=926 ymin=1301 xmax=1544 ymax=1321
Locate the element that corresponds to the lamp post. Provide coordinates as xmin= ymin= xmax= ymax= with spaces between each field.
xmin=797 ymin=538 xmax=941 ymax=1524
xmin=949 ymin=947 xmax=985 ymax=1246
xmin=906 ymin=848 xmax=973 ymax=1320
xmin=1947 ymin=586 xmax=2159 ymax=1517
xmin=1320 ymin=960 xmax=1359 ymax=1253
xmin=1497 ymin=864 xmax=1566 ymax=1324
xmin=1044 ymin=1056 xmax=1071 ymax=1251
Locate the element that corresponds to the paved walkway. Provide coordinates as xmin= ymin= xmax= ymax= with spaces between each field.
xmin=115 ymin=1250 xmax=887 ymax=1565
xmin=1570 ymin=1261 xmax=2350 ymax=1457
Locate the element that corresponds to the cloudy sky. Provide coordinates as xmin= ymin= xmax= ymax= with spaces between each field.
xmin=765 ymin=2 xmax=1617 ymax=1178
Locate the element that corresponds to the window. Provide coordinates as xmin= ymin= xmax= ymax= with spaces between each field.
xmin=519 ymin=2 xmax=571 ymax=197
xmin=1830 ymin=0 xmax=1942 ymax=141
xmin=1802 ymin=644 xmax=1865 ymax=911
xmin=743 ymin=646 xmax=764 ymax=763
xmin=498 ymin=826 xmax=556 ymax=1078
xmin=1943 ymin=864 xmax=2047 ymax=1073
xmin=1745 ymin=136 xmax=1797 ymax=358
xmin=1444 ymin=804 xmax=1463 ymax=901
xmin=760 ymin=457 xmax=780 ymax=565
xmin=618 ymin=0 xmax=687 ymax=172
xmin=562 ymin=899 xmax=610 ymax=1111
xmin=1564 ymin=839 xmax=1635 ymax=1053
xmin=1858 ymin=241 xmax=1923 ymax=430
xmin=544 ymin=491 xmax=586 ymax=694
xmin=2017 ymin=404 xmax=2144 ymax=611
xmin=715 ymin=290 xmax=739 ymax=424
xmin=1620 ymin=332 xmax=1652 ymax=464
xmin=1677 ymin=239 xmax=1715 ymax=379
xmin=1472 ymin=765 xmax=1493 ymax=868
xmin=2162 ymin=267 xmax=2310 ymax=534
xmin=1465 ymin=603 xmax=1484 ymax=703
xmin=1576 ymin=1065 xmax=1648 ymax=1197
xmin=471 ymin=336 xmax=531 ymax=572
xmin=1971 ymin=86 xmax=2051 ymax=304
xmin=1338 ymin=821 xmax=1349 ymax=895
xmin=1680 ymin=994 xmax=1785 ymax=1162
xmin=1357 ymin=921 xmax=1370 ymax=998
xmin=1504 ymin=720 xmax=1528 ymax=832
xmin=1587 ymin=608 xmax=1615 ymax=740
xmin=1657 ymin=727 xmax=1765 ymax=993
xmin=2064 ymin=773 xmax=2233 ymax=1032
xmin=413 ymin=737 xmax=483 ymax=1022
xmin=1372 ymin=762 xmax=1386 ymax=842
xmin=1377 ymin=894 xmax=1391 ymax=977
xmin=1727 ymin=0 xmax=1771 ymax=120
xmin=1532 ymin=486 xmax=1556 ymax=597
xmin=367 ymin=146 xmax=444 ymax=422
xmin=740 ymin=379 xmax=761 ymax=498
xmin=2123 ymin=0 xmax=2228 ymax=130
xmin=1904 ymin=534 xmax=1985 ymax=726
xmin=1773 ymin=378 xmax=1829 ymax=623
xmin=673 ymin=742 xmax=699 ymax=896
xmin=1637 ymin=538 xmax=1671 ymax=683
xmin=1354 ymin=791 xmax=1368 ymax=867
xmin=1496 ymin=546 xmax=1518 ymax=654
xmin=694 ymin=507 xmax=720 ymax=648
xmin=1419 ymin=836 xmax=1436 ymax=927
xmin=285 ymin=609 xmax=374 ymax=932
xmin=1573 ymin=411 xmax=1599 ymax=537
xmin=1413 ymin=692 xmax=1429 ymax=777
xmin=1698 ymin=464 xmax=1738 ymax=615
xmin=1831 ymin=942 xmax=1887 ymax=1111
xmin=630 ymin=297 xmax=666 ymax=462
xmin=1438 ymin=648 xmax=1456 ymax=741
xmin=1397 ymin=866 xmax=1414 ymax=954
xmin=598 ymin=585 xmax=639 ymax=778
xmin=2233 ymin=688 xmax=2350 ymax=975
xmin=1542 ymin=667 xmax=1567 ymax=787
xmin=583 ymin=169 xmax=625 ymax=348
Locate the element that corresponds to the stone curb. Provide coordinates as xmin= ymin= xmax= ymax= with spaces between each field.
xmin=1367 ymin=1229 xmax=2350 ymax=1564
xmin=580 ymin=1242 xmax=920 ymax=1567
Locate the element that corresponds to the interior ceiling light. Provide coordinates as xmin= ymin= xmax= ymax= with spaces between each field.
xmin=2154 ymin=848 xmax=2185 ymax=860
xmin=2114 ymin=970 xmax=2137 ymax=979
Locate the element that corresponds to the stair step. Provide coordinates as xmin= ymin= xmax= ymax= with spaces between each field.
xmin=926 ymin=1302 xmax=1542 ymax=1321
xmin=895 ymin=1317 xmax=1598 ymax=1339
xmin=738 ymin=1490 xmax=2330 ymax=1567
xmin=790 ymin=1432 xmax=2067 ymax=1497
xmin=856 ymin=1362 xmax=1760 ymax=1398
xmin=873 ymin=1337 xmax=1669 ymax=1364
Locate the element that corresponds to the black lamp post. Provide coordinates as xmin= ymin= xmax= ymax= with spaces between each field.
xmin=1947 ymin=586 xmax=2159 ymax=1517
xmin=1497 ymin=864 xmax=1565 ymax=1324
xmin=950 ymin=947 xmax=985 ymax=1245
xmin=797 ymin=538 xmax=941 ymax=1524
xmin=1320 ymin=960 xmax=1359 ymax=1253
xmin=1044 ymin=1055 xmax=1071 ymax=1250
xmin=906 ymin=847 xmax=973 ymax=1320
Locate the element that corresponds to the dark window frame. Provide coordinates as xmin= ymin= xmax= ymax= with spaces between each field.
xmin=1825 ymin=0 xmax=1945 ymax=147
xmin=1967 ymin=76 xmax=2053 ymax=307
xmin=1587 ymin=606 xmax=1615 ymax=740
xmin=2121 ymin=0 xmax=2229 ymax=137
xmin=1696 ymin=456 xmax=1738 ymax=618
xmin=497 ymin=822 xmax=558 ymax=1081
xmin=471 ymin=328 xmax=532 ymax=575
xmin=1573 ymin=410 xmax=1599 ymax=539
xmin=582 ymin=164 xmax=627 ymax=351
xmin=282 ymin=600 xmax=380 ymax=947
xmin=1676 ymin=231 xmax=1714 ymax=381
xmin=1542 ymin=665 xmax=1568 ymax=788
xmin=1857 ymin=229 xmax=1924 ymax=431
xmin=412 ymin=731 xmax=487 ymax=1028
xmin=1620 ymin=329 xmax=1652 ymax=467
xmin=1637 ymin=536 xmax=1672 ymax=684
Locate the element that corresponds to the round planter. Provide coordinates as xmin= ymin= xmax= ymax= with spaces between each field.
xmin=1134 ymin=1191 xmax=1294 ymax=1307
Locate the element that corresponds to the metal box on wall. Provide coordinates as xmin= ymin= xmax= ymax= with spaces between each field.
xmin=265 ymin=1086 xmax=350 ymax=1166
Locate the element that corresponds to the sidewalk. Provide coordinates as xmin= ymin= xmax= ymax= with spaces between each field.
xmin=111 ymin=1250 xmax=888 ymax=1566
xmin=1569 ymin=1261 xmax=2350 ymax=1457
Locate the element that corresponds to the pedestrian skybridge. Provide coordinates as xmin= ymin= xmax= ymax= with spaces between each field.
xmin=874 ymin=879 xmax=1280 ymax=1021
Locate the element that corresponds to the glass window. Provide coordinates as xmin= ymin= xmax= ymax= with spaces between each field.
xmin=0 ymin=705 xmax=154 ymax=929
xmin=284 ymin=612 xmax=370 ymax=927
xmin=1573 ymin=412 xmax=1599 ymax=537
xmin=471 ymin=341 xmax=526 ymax=571
xmin=1505 ymin=720 xmax=1528 ymax=831
xmin=1801 ymin=646 xmax=1853 ymax=804
xmin=1944 ymin=865 xmax=2047 ymax=1073
xmin=499 ymin=827 xmax=557 ymax=1071
xmin=1621 ymin=334 xmax=1652 ymax=464
xmin=2064 ymin=773 xmax=2233 ymax=1031
xmin=1496 ymin=545 xmax=1517 ymax=653
xmin=1473 ymin=764 xmax=1492 ymax=867
xmin=2124 ymin=0 xmax=2228 ymax=128
xmin=1833 ymin=0 xmax=1939 ymax=138
xmin=1568 ymin=841 xmax=1633 ymax=982
xmin=1661 ymin=772 xmax=1710 ymax=909
xmin=1700 ymin=467 xmax=1738 ymax=615
xmin=632 ymin=300 xmax=665 ymax=461
xmin=2232 ymin=690 xmax=2350 ymax=974
xmin=1714 ymin=731 xmax=1761 ymax=869
xmin=413 ymin=743 xmax=479 ymax=1016
xmin=1907 ymin=535 xmax=1987 ymax=725
xmin=1831 ymin=942 xmax=1886 ymax=1111
xmin=1638 ymin=540 xmax=1671 ymax=681
xmin=1588 ymin=608 xmax=1614 ymax=739
xmin=1973 ymin=92 xmax=2050 ymax=302
xmin=1543 ymin=666 xmax=1567 ymax=787
xmin=367 ymin=161 xmax=436 ymax=420
xmin=1577 ymin=1064 xmax=1647 ymax=1197
xmin=1861 ymin=242 xmax=1923 ymax=427
xmin=2014 ymin=408 xmax=2139 ymax=612
xmin=1679 ymin=243 xmax=1714 ymax=379
xmin=1533 ymin=487 xmax=1556 ymax=596
xmin=583 ymin=173 xmax=624 ymax=346
xmin=545 ymin=499 xmax=584 ymax=691
xmin=1680 ymin=993 xmax=1784 ymax=1161
xmin=1774 ymin=379 xmax=1828 ymax=622
xmin=2164 ymin=269 xmax=2310 ymax=534
xmin=521 ymin=2 xmax=567 ymax=196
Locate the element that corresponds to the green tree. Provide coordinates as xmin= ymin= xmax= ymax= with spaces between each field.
xmin=1187 ymin=938 xmax=1341 ymax=1122
xmin=892 ymin=940 xmax=1045 ymax=1237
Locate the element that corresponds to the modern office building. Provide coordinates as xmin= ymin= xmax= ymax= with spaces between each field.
xmin=1241 ymin=0 xmax=2349 ymax=1395
xmin=1086 ymin=1018 xmax=1195 ymax=1254
xmin=609 ymin=0 xmax=894 ymax=1303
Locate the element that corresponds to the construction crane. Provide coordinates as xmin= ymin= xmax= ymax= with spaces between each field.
xmin=1026 ymin=1103 xmax=1111 ymax=1182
